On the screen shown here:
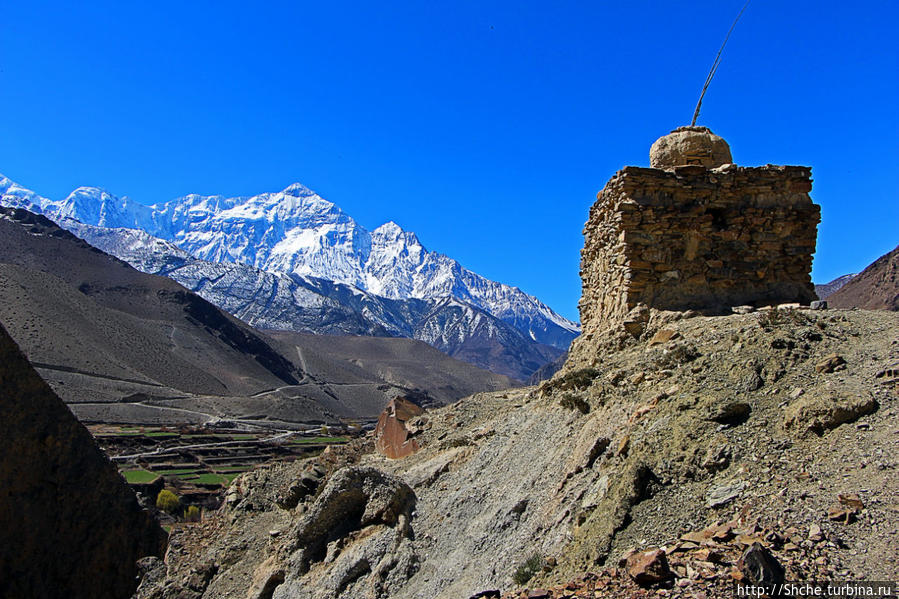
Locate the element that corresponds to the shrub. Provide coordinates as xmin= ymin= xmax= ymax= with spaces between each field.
xmin=185 ymin=505 xmax=201 ymax=522
xmin=559 ymin=393 xmax=590 ymax=414
xmin=156 ymin=489 xmax=180 ymax=514
xmin=512 ymin=553 xmax=544 ymax=586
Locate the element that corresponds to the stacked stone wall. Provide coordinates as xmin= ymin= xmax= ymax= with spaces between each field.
xmin=578 ymin=163 xmax=820 ymax=335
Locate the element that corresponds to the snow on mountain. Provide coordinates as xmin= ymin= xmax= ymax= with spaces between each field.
xmin=0 ymin=174 xmax=579 ymax=353
xmin=59 ymin=219 xmax=562 ymax=379
xmin=814 ymin=273 xmax=858 ymax=300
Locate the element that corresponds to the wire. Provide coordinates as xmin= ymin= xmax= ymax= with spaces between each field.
xmin=691 ymin=0 xmax=751 ymax=127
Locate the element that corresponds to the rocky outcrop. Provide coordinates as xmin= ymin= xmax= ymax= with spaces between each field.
xmin=274 ymin=466 xmax=417 ymax=599
xmin=374 ymin=397 xmax=424 ymax=459
xmin=0 ymin=323 xmax=165 ymax=599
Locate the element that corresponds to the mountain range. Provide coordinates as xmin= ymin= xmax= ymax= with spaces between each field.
xmin=0 ymin=206 xmax=515 ymax=426
xmin=0 ymin=175 xmax=579 ymax=379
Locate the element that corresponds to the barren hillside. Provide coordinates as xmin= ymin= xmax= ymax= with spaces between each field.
xmin=827 ymin=245 xmax=898 ymax=311
xmin=133 ymin=307 xmax=898 ymax=598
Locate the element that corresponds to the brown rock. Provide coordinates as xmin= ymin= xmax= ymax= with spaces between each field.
xmin=815 ymin=353 xmax=846 ymax=373
xmin=616 ymin=434 xmax=630 ymax=457
xmin=838 ymin=493 xmax=864 ymax=511
xmin=808 ymin=523 xmax=823 ymax=542
xmin=648 ymin=329 xmax=680 ymax=346
xmin=625 ymin=548 xmax=673 ymax=586
xmin=526 ymin=590 xmax=551 ymax=599
xmin=694 ymin=549 xmax=724 ymax=563
xmin=707 ymin=401 xmax=751 ymax=425
xmin=0 ymin=323 xmax=166 ymax=599
xmin=783 ymin=391 xmax=878 ymax=435
xmin=374 ymin=397 xmax=424 ymax=459
xmin=711 ymin=526 xmax=735 ymax=543
xmin=828 ymin=507 xmax=857 ymax=524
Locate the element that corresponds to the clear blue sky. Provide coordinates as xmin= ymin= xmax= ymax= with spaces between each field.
xmin=2 ymin=1 xmax=897 ymax=321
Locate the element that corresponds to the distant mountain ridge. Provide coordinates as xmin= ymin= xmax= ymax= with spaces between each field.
xmin=815 ymin=273 xmax=857 ymax=300
xmin=826 ymin=245 xmax=898 ymax=311
xmin=0 ymin=174 xmax=577 ymax=379
xmin=58 ymin=219 xmax=560 ymax=380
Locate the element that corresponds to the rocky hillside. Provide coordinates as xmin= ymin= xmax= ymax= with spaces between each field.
xmin=0 ymin=322 xmax=166 ymax=599
xmin=132 ymin=306 xmax=898 ymax=598
xmin=826 ymin=245 xmax=898 ymax=311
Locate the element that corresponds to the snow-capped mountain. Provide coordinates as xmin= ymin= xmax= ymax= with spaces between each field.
xmin=50 ymin=219 xmax=563 ymax=380
xmin=814 ymin=273 xmax=858 ymax=300
xmin=1 ymin=175 xmax=579 ymax=351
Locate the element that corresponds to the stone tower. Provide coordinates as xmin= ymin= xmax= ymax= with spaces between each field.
xmin=577 ymin=127 xmax=820 ymax=340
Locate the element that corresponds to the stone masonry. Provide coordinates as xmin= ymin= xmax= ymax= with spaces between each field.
xmin=578 ymin=128 xmax=820 ymax=338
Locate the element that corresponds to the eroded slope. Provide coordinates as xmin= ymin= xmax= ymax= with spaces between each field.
xmin=133 ymin=308 xmax=898 ymax=598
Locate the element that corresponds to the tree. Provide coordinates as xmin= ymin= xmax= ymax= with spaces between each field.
xmin=185 ymin=505 xmax=201 ymax=522
xmin=156 ymin=489 xmax=180 ymax=514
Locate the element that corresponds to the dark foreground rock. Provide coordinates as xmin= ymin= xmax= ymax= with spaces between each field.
xmin=0 ymin=323 xmax=166 ymax=599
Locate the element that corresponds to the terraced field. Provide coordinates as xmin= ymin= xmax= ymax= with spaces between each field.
xmin=89 ymin=424 xmax=352 ymax=509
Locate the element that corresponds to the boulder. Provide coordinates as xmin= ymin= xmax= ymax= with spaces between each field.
xmin=275 ymin=466 xmax=417 ymax=599
xmin=737 ymin=542 xmax=785 ymax=585
xmin=625 ymin=548 xmax=672 ymax=585
xmin=649 ymin=126 xmax=732 ymax=170
xmin=783 ymin=392 xmax=878 ymax=435
xmin=375 ymin=397 xmax=424 ymax=459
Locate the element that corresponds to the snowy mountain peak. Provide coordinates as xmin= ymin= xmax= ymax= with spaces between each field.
xmin=373 ymin=221 xmax=403 ymax=235
xmin=0 ymin=174 xmax=580 ymax=349
xmin=281 ymin=182 xmax=315 ymax=197
xmin=67 ymin=185 xmax=114 ymax=199
xmin=372 ymin=221 xmax=421 ymax=246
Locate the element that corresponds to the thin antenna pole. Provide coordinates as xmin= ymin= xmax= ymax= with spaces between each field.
xmin=691 ymin=0 xmax=751 ymax=126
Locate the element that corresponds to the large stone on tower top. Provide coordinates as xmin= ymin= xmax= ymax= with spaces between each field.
xmin=649 ymin=126 xmax=732 ymax=169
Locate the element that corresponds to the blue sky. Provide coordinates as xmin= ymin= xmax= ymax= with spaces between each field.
xmin=2 ymin=1 xmax=896 ymax=321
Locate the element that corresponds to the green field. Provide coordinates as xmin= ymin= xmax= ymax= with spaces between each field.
xmin=160 ymin=468 xmax=203 ymax=476
xmin=122 ymin=469 xmax=159 ymax=484
xmin=290 ymin=436 xmax=348 ymax=444
xmin=191 ymin=473 xmax=228 ymax=485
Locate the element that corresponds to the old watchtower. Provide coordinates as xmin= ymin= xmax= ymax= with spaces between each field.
xmin=577 ymin=126 xmax=820 ymax=339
